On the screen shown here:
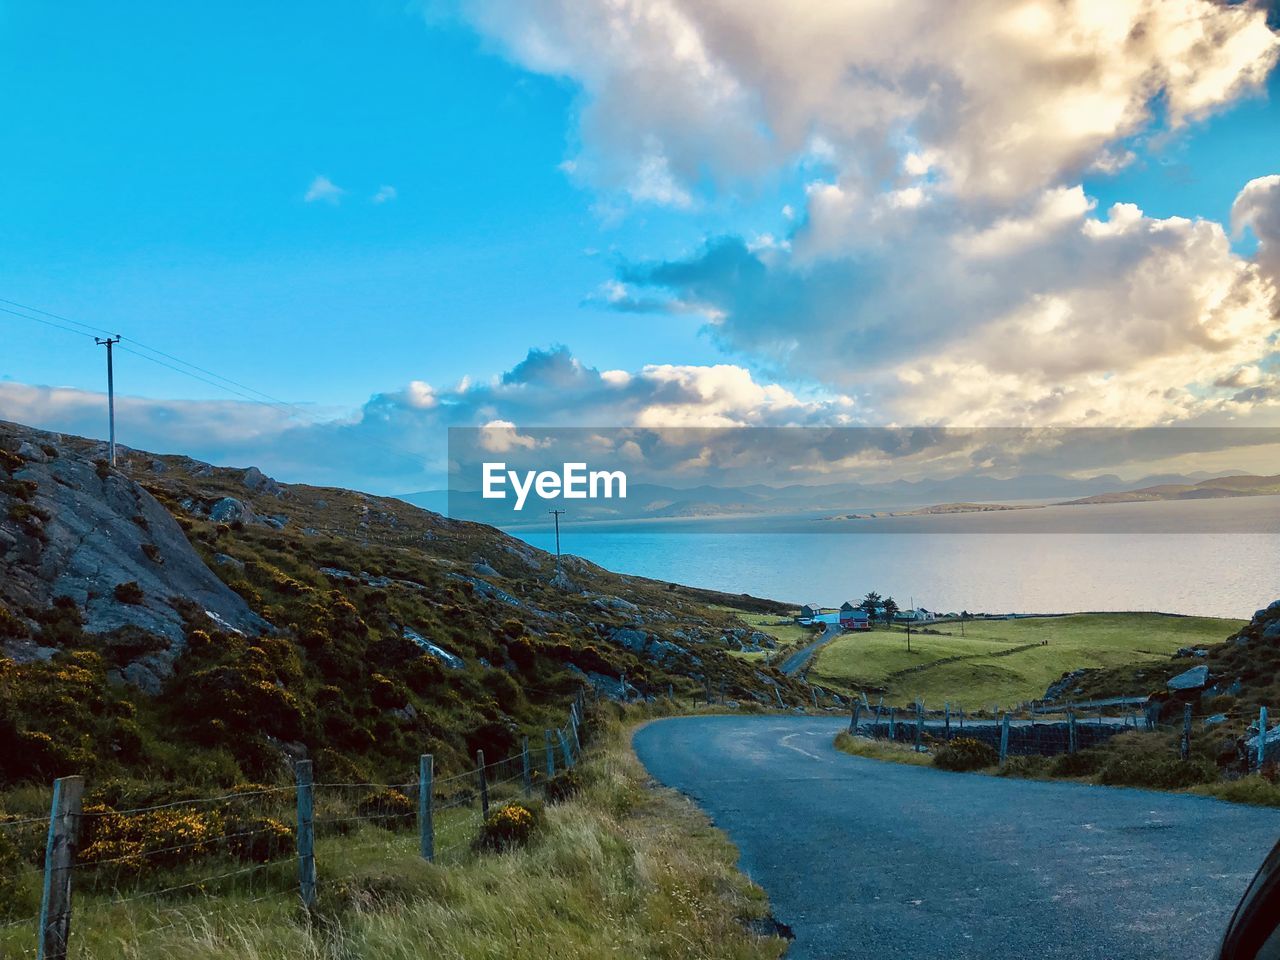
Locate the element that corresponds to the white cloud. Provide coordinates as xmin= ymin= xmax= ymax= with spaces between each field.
xmin=456 ymin=0 xmax=1277 ymax=202
xmin=453 ymin=0 xmax=1280 ymax=430
xmin=618 ymin=178 xmax=1280 ymax=426
xmin=304 ymin=175 xmax=345 ymax=204
xmin=372 ymin=184 xmax=398 ymax=204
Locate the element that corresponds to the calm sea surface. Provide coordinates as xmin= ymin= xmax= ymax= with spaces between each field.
xmin=507 ymin=497 xmax=1280 ymax=619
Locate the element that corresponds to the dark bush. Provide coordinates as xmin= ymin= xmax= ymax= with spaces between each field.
xmin=1050 ymin=750 xmax=1104 ymax=778
xmin=224 ymin=816 xmax=294 ymax=862
xmin=1098 ymin=756 xmax=1216 ymax=789
xmin=355 ymin=788 xmax=415 ymax=830
xmin=545 ymin=767 xmax=584 ymax=803
xmin=999 ymin=755 xmax=1049 ymax=778
xmin=933 ymin=737 xmax=998 ymax=772
xmin=114 ymin=581 xmax=145 ymax=605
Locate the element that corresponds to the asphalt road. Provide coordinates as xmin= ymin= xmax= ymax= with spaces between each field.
xmin=633 ymin=715 xmax=1280 ymax=960
xmin=779 ymin=621 xmax=842 ymax=675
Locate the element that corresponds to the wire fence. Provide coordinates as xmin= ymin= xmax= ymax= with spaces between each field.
xmin=846 ymin=695 xmax=1276 ymax=771
xmin=0 ymin=692 xmax=591 ymax=959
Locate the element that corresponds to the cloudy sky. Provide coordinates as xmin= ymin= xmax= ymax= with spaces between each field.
xmin=2 ymin=1 xmax=1279 ymax=492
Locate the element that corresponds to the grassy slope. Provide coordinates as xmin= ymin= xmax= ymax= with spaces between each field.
xmin=718 ymin=609 xmax=819 ymax=663
xmin=809 ymin=614 xmax=1244 ymax=709
xmin=0 ymin=705 xmax=788 ymax=960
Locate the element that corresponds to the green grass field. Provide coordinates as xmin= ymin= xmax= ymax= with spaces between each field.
xmin=809 ymin=613 xmax=1244 ymax=710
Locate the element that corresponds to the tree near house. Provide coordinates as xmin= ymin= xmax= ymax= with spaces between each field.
xmin=860 ymin=592 xmax=882 ymax=623
xmin=882 ymin=596 xmax=899 ymax=625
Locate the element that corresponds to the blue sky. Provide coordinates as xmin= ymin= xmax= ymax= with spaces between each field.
xmin=2 ymin=1 xmax=1279 ymax=491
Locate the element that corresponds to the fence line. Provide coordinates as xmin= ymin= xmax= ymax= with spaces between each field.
xmin=0 ymin=689 xmax=593 ymax=959
xmin=847 ymin=696 xmax=1275 ymax=771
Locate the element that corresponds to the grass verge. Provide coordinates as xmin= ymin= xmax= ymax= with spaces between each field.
xmin=1 ymin=705 xmax=789 ymax=960
xmin=832 ymin=731 xmax=933 ymax=766
xmin=831 ymin=729 xmax=1280 ymax=808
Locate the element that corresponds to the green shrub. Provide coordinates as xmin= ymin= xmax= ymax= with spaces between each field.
xmin=474 ymin=801 xmax=543 ymax=852
xmin=355 ymin=788 xmax=415 ymax=830
xmin=545 ymin=767 xmax=584 ymax=803
xmin=224 ymin=815 xmax=294 ymax=862
xmin=0 ymin=603 xmax=27 ymax=640
xmin=999 ymin=754 xmax=1050 ymax=778
xmin=1099 ymin=756 xmax=1216 ymax=790
xmin=1050 ymin=750 xmax=1104 ymax=778
xmin=933 ymin=737 xmax=998 ymax=772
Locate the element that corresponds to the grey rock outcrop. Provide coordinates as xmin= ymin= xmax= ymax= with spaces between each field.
xmin=1 ymin=422 xmax=268 ymax=683
xmin=1167 ymin=664 xmax=1209 ymax=692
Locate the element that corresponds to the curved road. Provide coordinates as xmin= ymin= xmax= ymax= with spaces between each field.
xmin=634 ymin=715 xmax=1280 ymax=960
xmin=779 ymin=621 xmax=842 ymax=675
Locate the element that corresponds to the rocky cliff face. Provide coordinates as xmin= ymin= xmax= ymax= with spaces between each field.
xmin=0 ymin=421 xmax=267 ymax=689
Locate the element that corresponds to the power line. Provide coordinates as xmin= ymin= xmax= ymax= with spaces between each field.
xmin=2 ymin=294 xmax=442 ymax=477
xmin=0 ymin=295 xmax=297 ymax=410
xmin=0 ymin=304 xmax=99 ymax=341
xmin=0 ymin=296 xmax=117 ymax=337
xmin=114 ymin=344 xmax=288 ymax=409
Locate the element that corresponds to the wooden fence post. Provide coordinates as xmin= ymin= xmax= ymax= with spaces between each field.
xmin=944 ymin=702 xmax=951 ymax=740
xmin=520 ymin=738 xmax=532 ymax=797
xmin=419 ymin=754 xmax=434 ymax=862
xmin=958 ymin=707 xmax=965 ymax=732
xmin=999 ymin=713 xmax=1010 ymax=769
xmin=557 ymin=729 xmax=574 ymax=769
xmin=545 ymin=729 xmax=556 ymax=780
xmin=37 ymin=775 xmax=83 ymax=960
xmin=1181 ymin=704 xmax=1192 ymax=761
xmin=476 ymin=750 xmax=489 ymax=819
xmin=295 ymin=760 xmax=316 ymax=909
xmin=889 ymin=707 xmax=896 ymax=739
xmin=850 ymin=702 xmax=861 ymax=734
xmin=1068 ymin=712 xmax=1077 ymax=754
xmin=1258 ymin=706 xmax=1269 ymax=770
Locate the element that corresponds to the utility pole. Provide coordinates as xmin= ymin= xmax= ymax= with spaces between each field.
xmin=907 ymin=595 xmax=913 ymax=652
xmin=548 ymin=509 xmax=566 ymax=573
xmin=95 ymin=336 xmax=121 ymax=466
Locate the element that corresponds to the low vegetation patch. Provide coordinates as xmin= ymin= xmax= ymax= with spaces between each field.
xmin=473 ymin=800 xmax=543 ymax=852
xmin=932 ymin=737 xmax=998 ymax=772
xmin=0 ymin=707 xmax=788 ymax=960
xmin=833 ymin=731 xmax=932 ymax=766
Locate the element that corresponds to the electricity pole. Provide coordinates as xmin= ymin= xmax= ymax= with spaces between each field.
xmin=95 ymin=336 xmax=121 ymax=466
xmin=548 ymin=509 xmax=566 ymax=573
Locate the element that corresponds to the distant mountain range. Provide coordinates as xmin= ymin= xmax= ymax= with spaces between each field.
xmin=1061 ymin=474 xmax=1280 ymax=506
xmin=398 ymin=469 xmax=1266 ymax=526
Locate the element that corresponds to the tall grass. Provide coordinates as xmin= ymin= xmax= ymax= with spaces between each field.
xmin=6 ymin=707 xmax=787 ymax=960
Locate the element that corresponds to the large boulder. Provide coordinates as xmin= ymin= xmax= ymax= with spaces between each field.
xmin=1167 ymin=664 xmax=1209 ymax=692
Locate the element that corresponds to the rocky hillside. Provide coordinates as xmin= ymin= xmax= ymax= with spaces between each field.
xmin=1042 ymin=603 xmax=1280 ymax=768
xmin=0 ymin=420 xmax=809 ymax=795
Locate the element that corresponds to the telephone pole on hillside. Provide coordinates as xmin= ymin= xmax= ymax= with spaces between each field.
xmin=549 ymin=509 xmax=566 ymax=573
xmin=95 ymin=336 xmax=121 ymax=465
